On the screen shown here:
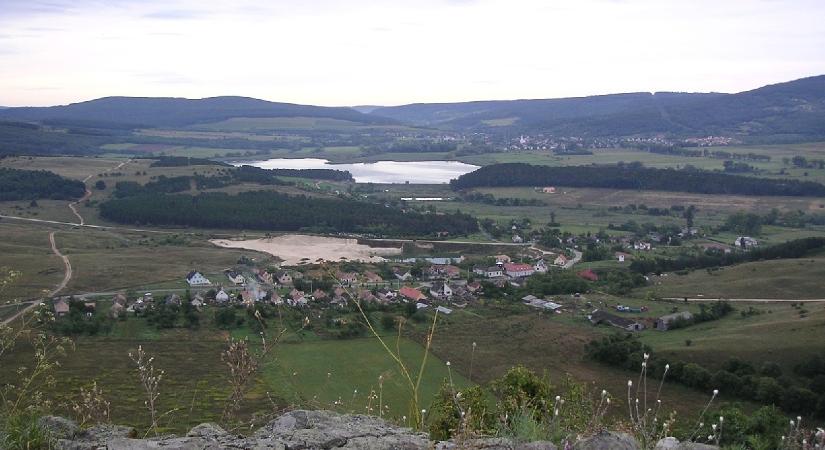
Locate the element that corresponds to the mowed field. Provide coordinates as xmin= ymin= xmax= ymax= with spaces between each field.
xmin=639 ymin=300 xmax=825 ymax=372
xmin=640 ymin=257 xmax=825 ymax=299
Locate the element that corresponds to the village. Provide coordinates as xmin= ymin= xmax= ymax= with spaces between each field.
xmin=48 ymin=232 xmax=717 ymax=336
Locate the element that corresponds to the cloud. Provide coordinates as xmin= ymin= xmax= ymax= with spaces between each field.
xmin=142 ymin=9 xmax=205 ymax=20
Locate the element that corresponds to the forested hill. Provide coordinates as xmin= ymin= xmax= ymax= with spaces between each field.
xmin=372 ymin=75 xmax=825 ymax=139
xmin=0 ymin=168 xmax=87 ymax=201
xmin=99 ymin=191 xmax=478 ymax=237
xmin=0 ymin=96 xmax=396 ymax=129
xmin=449 ymin=163 xmax=825 ymax=197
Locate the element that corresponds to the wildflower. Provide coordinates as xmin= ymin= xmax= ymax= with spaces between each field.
xmin=446 ymin=361 xmax=451 ymax=366
xmin=712 ymin=389 xmax=718 ymax=396
xmin=719 ymin=416 xmax=724 ymax=423
xmin=628 ymin=380 xmax=633 ymax=387
xmin=644 ymin=353 xmax=650 ymax=360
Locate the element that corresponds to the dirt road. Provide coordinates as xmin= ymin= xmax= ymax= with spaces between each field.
xmin=663 ymin=297 xmax=825 ymax=303
xmin=0 ymin=231 xmax=73 ymax=326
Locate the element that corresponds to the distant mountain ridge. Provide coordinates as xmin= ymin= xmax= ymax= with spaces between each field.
xmin=370 ymin=75 xmax=825 ymax=139
xmin=0 ymin=96 xmax=395 ymax=128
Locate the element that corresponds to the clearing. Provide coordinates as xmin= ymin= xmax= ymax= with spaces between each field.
xmin=210 ymin=235 xmax=403 ymax=265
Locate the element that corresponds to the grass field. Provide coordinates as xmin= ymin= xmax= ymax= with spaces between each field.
xmin=263 ymin=337 xmax=471 ymax=418
xmin=640 ymin=257 xmax=825 ymax=299
xmin=639 ymin=300 xmax=825 ymax=372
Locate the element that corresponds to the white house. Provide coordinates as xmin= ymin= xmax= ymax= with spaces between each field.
xmin=474 ymin=266 xmax=503 ymax=278
xmin=504 ymin=263 xmax=534 ymax=278
xmin=185 ymin=271 xmax=211 ymax=287
xmin=633 ymin=242 xmax=652 ymax=251
xmin=215 ymin=289 xmax=230 ymax=303
xmin=429 ymin=282 xmax=453 ymax=299
xmin=533 ymin=259 xmax=548 ymax=273
xmin=553 ymin=255 xmax=568 ymax=266
xmin=225 ymin=270 xmax=246 ymax=285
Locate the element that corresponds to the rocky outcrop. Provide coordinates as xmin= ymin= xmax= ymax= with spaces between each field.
xmin=49 ymin=410 xmax=719 ymax=450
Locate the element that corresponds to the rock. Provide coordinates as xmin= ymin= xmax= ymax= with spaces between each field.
xmin=574 ymin=431 xmax=640 ymax=450
xmin=37 ymin=416 xmax=79 ymax=440
xmin=655 ymin=437 xmax=680 ymax=450
xmin=187 ymin=422 xmax=227 ymax=439
xmin=436 ymin=438 xmax=557 ymax=449
xmin=255 ymin=409 xmax=430 ymax=449
xmin=674 ymin=443 xmax=719 ymax=450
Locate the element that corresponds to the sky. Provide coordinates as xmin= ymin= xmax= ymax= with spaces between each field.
xmin=1 ymin=0 xmax=824 ymax=107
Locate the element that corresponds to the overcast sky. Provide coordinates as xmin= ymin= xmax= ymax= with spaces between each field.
xmin=1 ymin=0 xmax=824 ymax=107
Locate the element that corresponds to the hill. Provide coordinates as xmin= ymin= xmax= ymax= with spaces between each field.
xmin=0 ymin=96 xmax=396 ymax=129
xmin=372 ymin=75 xmax=825 ymax=140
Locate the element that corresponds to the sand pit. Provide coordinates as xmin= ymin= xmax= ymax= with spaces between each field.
xmin=210 ymin=234 xmax=402 ymax=265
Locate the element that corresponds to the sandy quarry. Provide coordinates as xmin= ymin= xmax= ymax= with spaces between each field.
xmin=210 ymin=234 xmax=403 ymax=265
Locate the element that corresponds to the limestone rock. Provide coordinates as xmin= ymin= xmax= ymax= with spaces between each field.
xmin=574 ymin=431 xmax=640 ymax=450
xmin=38 ymin=416 xmax=79 ymax=440
xmin=655 ymin=437 xmax=680 ymax=450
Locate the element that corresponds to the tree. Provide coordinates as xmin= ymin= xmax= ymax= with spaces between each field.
xmin=95 ymin=180 xmax=106 ymax=190
xmin=683 ymin=205 xmax=696 ymax=228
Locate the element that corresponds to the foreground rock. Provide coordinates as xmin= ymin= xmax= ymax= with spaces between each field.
xmin=52 ymin=410 xmax=719 ymax=450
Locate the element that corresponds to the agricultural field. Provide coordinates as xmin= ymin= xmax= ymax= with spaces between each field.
xmin=639 ymin=257 xmax=825 ymax=300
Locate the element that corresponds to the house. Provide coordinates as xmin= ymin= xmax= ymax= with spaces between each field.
xmin=474 ymin=266 xmax=503 ymax=278
xmin=337 ymin=271 xmax=359 ymax=285
xmin=364 ymin=271 xmax=383 ymax=283
xmin=399 ymin=286 xmax=427 ymax=302
xmin=429 ymin=282 xmax=453 ymax=299
xmin=274 ymin=271 xmax=293 ymax=285
xmin=466 ymin=281 xmax=482 ymax=293
xmin=700 ymin=242 xmax=732 ymax=254
xmin=524 ymin=296 xmax=562 ymax=311
xmin=512 ymin=235 xmax=524 ymax=243
xmin=554 ymin=255 xmax=568 ymax=266
xmin=436 ymin=306 xmax=453 ymax=315
xmin=165 ymin=294 xmax=181 ymax=306
xmin=254 ymin=269 xmax=274 ymax=285
xmin=215 ymin=289 xmax=230 ymax=304
xmin=427 ymin=265 xmax=461 ymax=279
xmin=225 ymin=270 xmax=246 ymax=285
xmin=358 ymin=289 xmax=379 ymax=303
xmin=503 ymin=263 xmax=534 ymax=278
xmin=312 ymin=289 xmax=328 ymax=301
xmin=107 ymin=302 xmax=124 ymax=319
xmin=735 ymin=236 xmax=758 ymax=249
xmin=53 ymin=298 xmax=70 ymax=317
xmin=633 ymin=242 xmax=652 ymax=251
xmin=185 ymin=271 xmax=211 ymax=287
xmin=269 ymin=293 xmax=284 ymax=305
xmin=393 ymin=267 xmax=413 ymax=281
xmin=288 ymin=289 xmax=307 ymax=307
xmin=533 ymin=259 xmax=548 ymax=273
xmin=615 ymin=252 xmax=631 ymax=263
xmin=191 ymin=293 xmax=205 ymax=309
xmin=656 ymin=311 xmax=693 ymax=331
xmin=577 ymin=269 xmax=599 ymax=281
xmin=112 ymin=293 xmax=128 ymax=306
xmin=541 ymin=186 xmax=557 ymax=194
xmin=495 ymin=254 xmax=511 ymax=264
xmin=588 ymin=310 xmax=644 ymax=331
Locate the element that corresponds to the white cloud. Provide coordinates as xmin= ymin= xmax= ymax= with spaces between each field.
xmin=0 ymin=0 xmax=823 ymax=106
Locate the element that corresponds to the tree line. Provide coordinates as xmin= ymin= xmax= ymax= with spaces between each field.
xmin=449 ymin=163 xmax=825 ymax=197
xmin=99 ymin=190 xmax=478 ymax=237
xmin=0 ymin=167 xmax=87 ymax=201
xmin=586 ymin=333 xmax=825 ymax=418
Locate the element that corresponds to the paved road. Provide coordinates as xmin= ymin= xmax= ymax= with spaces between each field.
xmin=663 ymin=297 xmax=825 ymax=303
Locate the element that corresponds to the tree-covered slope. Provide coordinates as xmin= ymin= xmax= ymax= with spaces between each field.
xmin=372 ymin=75 xmax=825 ymax=139
xmin=0 ymin=167 xmax=87 ymax=201
xmin=0 ymin=96 xmax=396 ymax=129
xmin=449 ymin=163 xmax=825 ymax=197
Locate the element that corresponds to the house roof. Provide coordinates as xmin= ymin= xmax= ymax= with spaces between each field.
xmin=186 ymin=271 xmax=203 ymax=281
xmin=503 ymin=263 xmax=532 ymax=272
xmin=399 ymin=286 xmax=426 ymax=301
xmin=577 ymin=269 xmax=599 ymax=281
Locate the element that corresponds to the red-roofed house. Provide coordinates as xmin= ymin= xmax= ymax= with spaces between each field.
xmin=398 ymin=286 xmax=426 ymax=302
xmin=504 ymin=263 xmax=534 ymax=278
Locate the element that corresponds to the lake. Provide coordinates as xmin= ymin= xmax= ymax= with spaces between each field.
xmin=239 ymin=158 xmax=479 ymax=184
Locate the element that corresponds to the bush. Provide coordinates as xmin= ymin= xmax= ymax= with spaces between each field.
xmin=491 ymin=366 xmax=554 ymax=423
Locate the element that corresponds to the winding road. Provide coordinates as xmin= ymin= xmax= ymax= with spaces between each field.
xmin=0 ymin=231 xmax=73 ymax=326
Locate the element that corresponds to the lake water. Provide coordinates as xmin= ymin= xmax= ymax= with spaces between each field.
xmin=240 ymin=158 xmax=479 ymax=184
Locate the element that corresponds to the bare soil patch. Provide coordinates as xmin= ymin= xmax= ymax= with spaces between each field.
xmin=210 ymin=234 xmax=402 ymax=265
